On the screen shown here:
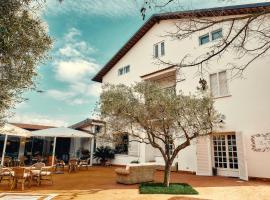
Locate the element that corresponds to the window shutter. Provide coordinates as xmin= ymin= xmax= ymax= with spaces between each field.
xmin=236 ymin=132 xmax=249 ymax=181
xmin=210 ymin=73 xmax=218 ymax=97
xmin=218 ymin=71 xmax=228 ymax=96
xmin=128 ymin=136 xmax=139 ymax=156
xmin=196 ymin=136 xmax=213 ymax=176
xmin=161 ymin=42 xmax=165 ymax=56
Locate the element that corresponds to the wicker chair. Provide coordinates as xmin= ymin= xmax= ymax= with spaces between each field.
xmin=68 ymin=159 xmax=78 ymax=173
xmin=18 ymin=156 xmax=27 ymax=166
xmin=0 ymin=168 xmax=13 ymax=186
xmin=115 ymin=164 xmax=157 ymax=184
xmin=79 ymin=158 xmax=90 ymax=170
xmin=4 ymin=157 xmax=12 ymax=167
xmin=40 ymin=167 xmax=53 ymax=185
xmin=11 ymin=167 xmax=31 ymax=190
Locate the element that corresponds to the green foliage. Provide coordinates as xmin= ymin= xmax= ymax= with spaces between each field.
xmin=0 ymin=0 xmax=52 ymax=125
xmin=100 ymin=81 xmax=223 ymax=186
xmin=93 ymin=146 xmax=115 ymax=165
xmin=139 ymin=183 xmax=199 ymax=194
xmin=130 ymin=160 xmax=139 ymax=164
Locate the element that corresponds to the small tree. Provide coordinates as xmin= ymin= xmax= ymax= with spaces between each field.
xmin=100 ymin=82 xmax=222 ymax=187
xmin=93 ymin=146 xmax=115 ymax=166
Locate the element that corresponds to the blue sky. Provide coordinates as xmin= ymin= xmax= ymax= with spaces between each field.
xmin=10 ymin=0 xmax=265 ymax=126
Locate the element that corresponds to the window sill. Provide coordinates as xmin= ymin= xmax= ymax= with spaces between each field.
xmin=213 ymin=95 xmax=232 ymax=100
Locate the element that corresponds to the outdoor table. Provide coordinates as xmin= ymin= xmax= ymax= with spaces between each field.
xmin=2 ymin=167 xmax=43 ymax=187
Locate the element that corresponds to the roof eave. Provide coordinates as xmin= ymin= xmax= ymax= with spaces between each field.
xmin=92 ymin=2 xmax=270 ymax=83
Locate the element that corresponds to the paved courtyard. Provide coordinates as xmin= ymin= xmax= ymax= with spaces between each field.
xmin=0 ymin=166 xmax=269 ymax=200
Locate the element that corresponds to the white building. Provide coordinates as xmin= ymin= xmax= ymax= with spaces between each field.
xmin=92 ymin=2 xmax=270 ymax=180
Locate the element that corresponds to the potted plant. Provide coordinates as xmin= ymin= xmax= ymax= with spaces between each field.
xmin=93 ymin=146 xmax=115 ymax=166
xmin=80 ymin=149 xmax=90 ymax=160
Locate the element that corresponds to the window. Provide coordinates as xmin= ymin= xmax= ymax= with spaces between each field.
xmin=211 ymin=29 xmax=222 ymax=40
xmin=199 ymin=34 xmax=210 ymax=45
xmin=199 ymin=28 xmax=222 ymax=45
xmin=154 ymin=41 xmax=165 ymax=58
xmin=94 ymin=125 xmax=101 ymax=134
xmin=210 ymin=71 xmax=229 ymax=97
xmin=154 ymin=44 xmax=159 ymax=58
xmin=213 ymin=134 xmax=238 ymax=169
xmin=118 ymin=68 xmax=123 ymax=76
xmin=118 ymin=65 xmax=130 ymax=76
xmin=161 ymin=42 xmax=165 ymax=56
xmin=114 ymin=133 xmax=128 ymax=154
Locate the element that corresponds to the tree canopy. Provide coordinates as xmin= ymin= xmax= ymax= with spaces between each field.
xmin=0 ymin=0 xmax=52 ymax=125
xmin=99 ymin=82 xmax=223 ymax=186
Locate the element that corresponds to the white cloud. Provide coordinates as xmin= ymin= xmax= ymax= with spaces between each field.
xmin=55 ymin=59 xmax=98 ymax=83
xmin=46 ymin=89 xmax=76 ymax=101
xmin=9 ymin=113 xmax=68 ymax=127
xmin=44 ymin=0 xmax=140 ymax=17
xmin=46 ymin=27 xmax=101 ymax=105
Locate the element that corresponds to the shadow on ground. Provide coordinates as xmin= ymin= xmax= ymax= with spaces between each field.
xmin=0 ymin=166 xmax=269 ymax=193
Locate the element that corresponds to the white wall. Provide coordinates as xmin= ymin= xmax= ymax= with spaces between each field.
xmin=101 ymin=17 xmax=270 ymax=178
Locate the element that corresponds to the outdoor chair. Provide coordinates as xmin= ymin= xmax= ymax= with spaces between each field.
xmin=68 ymin=159 xmax=78 ymax=173
xmin=18 ymin=156 xmax=27 ymax=166
xmin=54 ymin=159 xmax=65 ymax=174
xmin=4 ymin=157 xmax=12 ymax=167
xmin=11 ymin=167 xmax=31 ymax=190
xmin=79 ymin=158 xmax=90 ymax=170
xmin=40 ymin=167 xmax=53 ymax=185
xmin=0 ymin=168 xmax=13 ymax=186
xmin=115 ymin=164 xmax=157 ymax=184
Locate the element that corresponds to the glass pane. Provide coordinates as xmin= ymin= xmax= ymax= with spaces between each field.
xmin=161 ymin=42 xmax=165 ymax=56
xmin=219 ymin=71 xmax=229 ymax=96
xmin=210 ymin=73 xmax=218 ymax=97
xmin=200 ymin=34 xmax=210 ymax=45
xmin=124 ymin=65 xmax=130 ymax=73
xmin=154 ymin=44 xmax=159 ymax=58
xmin=118 ymin=68 xmax=123 ymax=76
xmin=212 ymin=29 xmax=222 ymax=40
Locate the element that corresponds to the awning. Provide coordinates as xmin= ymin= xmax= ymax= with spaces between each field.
xmin=0 ymin=123 xmax=31 ymax=166
xmin=0 ymin=123 xmax=31 ymax=137
xmin=31 ymin=127 xmax=93 ymax=138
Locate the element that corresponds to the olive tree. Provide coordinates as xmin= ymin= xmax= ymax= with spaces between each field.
xmin=99 ymin=82 xmax=222 ymax=187
xmin=0 ymin=0 xmax=52 ymax=125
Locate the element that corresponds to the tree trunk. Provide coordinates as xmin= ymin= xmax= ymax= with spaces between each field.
xmin=163 ymin=162 xmax=172 ymax=187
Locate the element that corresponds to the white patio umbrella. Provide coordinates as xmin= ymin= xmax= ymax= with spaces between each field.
xmin=0 ymin=123 xmax=31 ymax=166
xmin=31 ymin=127 xmax=94 ymax=166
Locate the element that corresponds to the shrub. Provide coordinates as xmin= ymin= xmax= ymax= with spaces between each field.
xmin=93 ymin=146 xmax=115 ymax=165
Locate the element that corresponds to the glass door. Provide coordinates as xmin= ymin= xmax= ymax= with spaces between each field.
xmin=212 ymin=133 xmax=239 ymax=177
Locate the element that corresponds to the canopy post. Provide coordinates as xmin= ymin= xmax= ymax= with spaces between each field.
xmin=90 ymin=137 xmax=94 ymax=166
xmin=52 ymin=137 xmax=57 ymax=166
xmin=1 ymin=134 xmax=8 ymax=166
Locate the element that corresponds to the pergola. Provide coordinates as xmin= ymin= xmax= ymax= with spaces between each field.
xmin=31 ymin=127 xmax=94 ymax=166
xmin=0 ymin=123 xmax=31 ymax=166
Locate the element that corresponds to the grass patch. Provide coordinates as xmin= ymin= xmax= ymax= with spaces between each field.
xmin=139 ymin=182 xmax=198 ymax=195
